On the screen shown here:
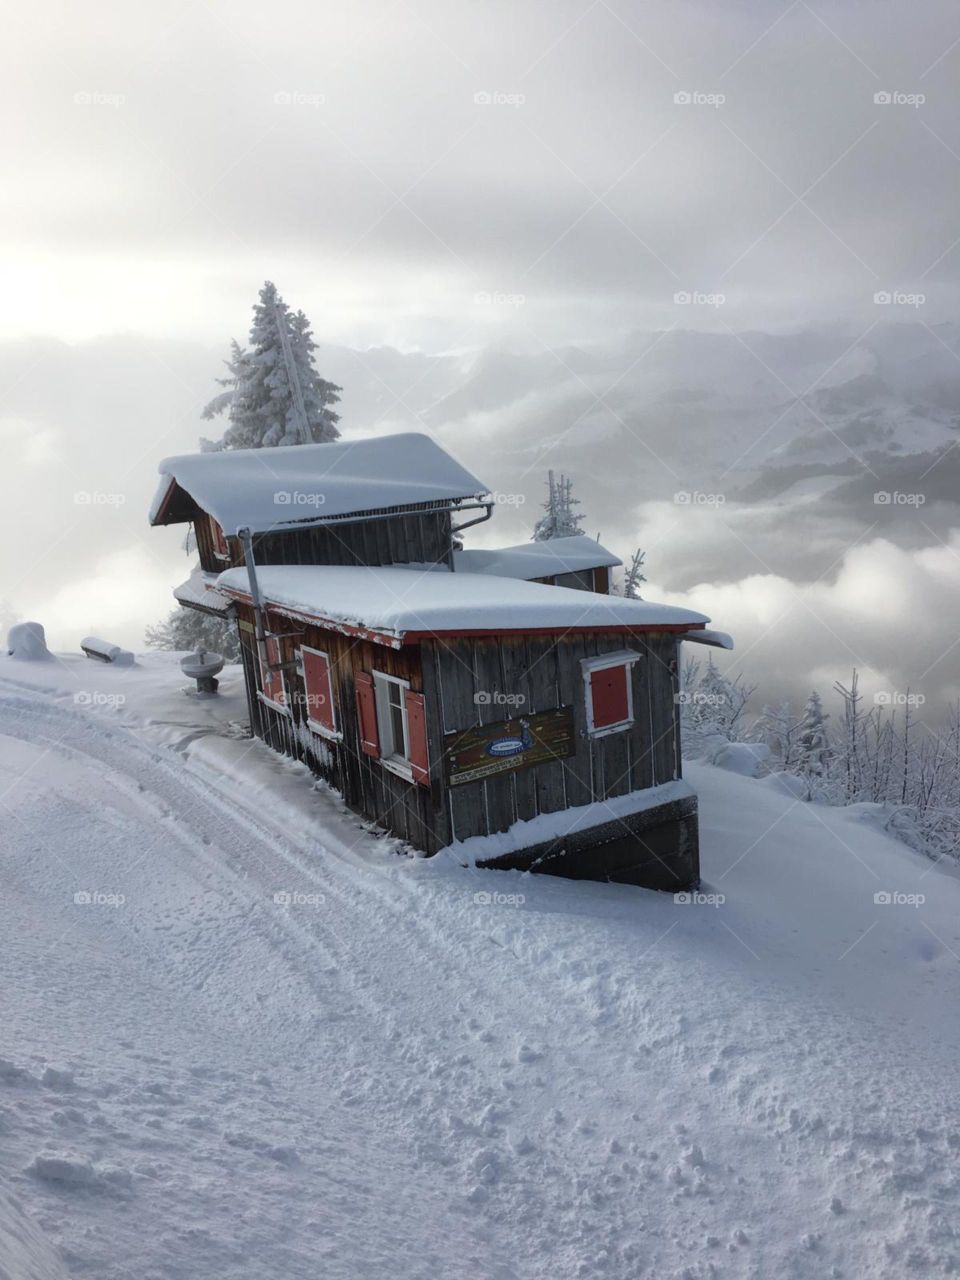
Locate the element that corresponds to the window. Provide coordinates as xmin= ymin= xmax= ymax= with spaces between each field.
xmin=259 ymin=635 xmax=288 ymax=713
xmin=211 ymin=518 xmax=230 ymax=561
xmin=355 ymin=670 xmax=430 ymax=786
xmin=299 ymin=646 xmax=340 ymax=740
xmin=581 ymin=649 xmax=641 ymax=737
xmin=374 ymin=672 xmax=412 ymax=777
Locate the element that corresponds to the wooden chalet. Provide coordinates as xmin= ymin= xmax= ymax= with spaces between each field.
xmin=150 ymin=433 xmax=731 ymax=890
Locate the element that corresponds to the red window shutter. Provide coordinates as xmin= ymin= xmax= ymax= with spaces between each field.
xmin=212 ymin=519 xmax=229 ymax=558
xmin=355 ymin=671 xmax=380 ymax=757
xmin=302 ymin=649 xmax=335 ymax=734
xmin=590 ymin=664 xmax=629 ymax=729
xmin=404 ymin=689 xmax=430 ymax=785
xmin=261 ymin=637 xmax=285 ymax=707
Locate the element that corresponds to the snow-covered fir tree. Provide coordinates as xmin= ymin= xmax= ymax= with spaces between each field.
xmin=622 ymin=549 xmax=646 ymax=599
xmin=201 ymin=282 xmax=341 ymax=450
xmin=533 ymin=470 xmax=585 ymax=540
xmin=145 ymin=608 xmax=240 ymax=663
xmin=753 ymin=701 xmax=803 ymax=771
xmin=797 ymin=691 xmax=830 ymax=778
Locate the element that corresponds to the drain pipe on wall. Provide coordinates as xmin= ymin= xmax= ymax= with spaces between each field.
xmin=237 ymin=527 xmax=269 ymax=666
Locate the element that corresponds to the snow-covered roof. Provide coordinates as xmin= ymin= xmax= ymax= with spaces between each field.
xmin=454 ymin=534 xmax=622 ymax=580
xmin=215 ymin=564 xmax=708 ymax=644
xmin=173 ymin=568 xmax=234 ymax=617
xmin=150 ymin=433 xmax=490 ymax=534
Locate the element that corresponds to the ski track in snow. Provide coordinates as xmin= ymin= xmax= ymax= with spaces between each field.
xmin=1 ymin=673 xmax=960 ymax=1278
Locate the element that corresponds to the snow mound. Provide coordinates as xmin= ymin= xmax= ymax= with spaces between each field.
xmin=707 ymin=741 xmax=771 ymax=777
xmin=6 ymin=623 xmax=50 ymax=662
xmin=760 ymin=770 xmax=809 ymax=798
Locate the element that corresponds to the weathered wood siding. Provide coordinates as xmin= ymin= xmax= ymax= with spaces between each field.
xmin=234 ymin=603 xmax=451 ymax=854
xmin=196 ymin=506 xmax=453 ymax=575
xmin=427 ymin=631 xmax=682 ymax=847
xmin=236 ymin=603 xmax=682 ymax=858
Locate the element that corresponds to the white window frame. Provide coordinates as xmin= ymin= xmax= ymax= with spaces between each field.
xmin=581 ymin=649 xmax=641 ymax=738
xmin=298 ymin=645 xmax=342 ymax=742
xmin=373 ymin=670 xmax=414 ymax=781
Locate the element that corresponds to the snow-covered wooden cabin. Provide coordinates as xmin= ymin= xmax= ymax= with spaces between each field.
xmin=150 ymin=433 xmax=730 ymax=889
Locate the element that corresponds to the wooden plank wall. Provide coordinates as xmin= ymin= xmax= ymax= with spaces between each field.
xmin=430 ymin=631 xmax=681 ymax=846
xmin=234 ymin=603 xmax=451 ymax=855
xmin=235 ymin=602 xmax=681 ymax=857
xmin=251 ymin=509 xmax=452 ymax=570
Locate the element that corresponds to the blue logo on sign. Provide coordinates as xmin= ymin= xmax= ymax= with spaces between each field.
xmin=485 ymin=725 xmax=534 ymax=758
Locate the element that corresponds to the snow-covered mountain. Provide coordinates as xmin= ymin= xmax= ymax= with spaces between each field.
xmin=3 ymin=653 xmax=960 ymax=1278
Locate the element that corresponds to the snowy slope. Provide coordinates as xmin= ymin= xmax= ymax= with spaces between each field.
xmin=2 ymin=654 xmax=960 ymax=1278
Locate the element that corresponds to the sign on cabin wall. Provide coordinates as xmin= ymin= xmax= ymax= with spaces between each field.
xmin=444 ymin=707 xmax=576 ymax=786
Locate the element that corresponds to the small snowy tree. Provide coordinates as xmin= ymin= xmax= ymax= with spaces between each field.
xmin=202 ymin=282 xmax=342 ymax=450
xmin=145 ymin=609 xmax=240 ymax=663
xmin=797 ymin=691 xmax=831 ymax=778
xmin=622 ymin=549 xmax=646 ymax=599
xmin=533 ymin=471 xmax=585 ymax=541
xmin=753 ymin=701 xmax=804 ymax=771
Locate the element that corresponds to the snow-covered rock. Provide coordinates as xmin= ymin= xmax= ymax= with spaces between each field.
xmin=706 ymin=740 xmax=771 ymax=777
xmin=760 ymin=770 xmax=809 ymax=799
xmin=6 ymin=622 xmax=50 ymax=662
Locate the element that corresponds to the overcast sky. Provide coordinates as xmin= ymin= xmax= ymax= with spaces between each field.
xmin=3 ymin=0 xmax=960 ymax=347
xmin=2 ymin=0 xmax=960 ymax=724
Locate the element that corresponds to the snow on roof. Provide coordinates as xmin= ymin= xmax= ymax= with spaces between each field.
xmin=173 ymin=568 xmax=234 ymax=617
xmin=215 ymin=563 xmax=708 ymax=642
xmin=150 ymin=433 xmax=490 ymax=533
xmin=454 ymin=534 xmax=622 ymax=580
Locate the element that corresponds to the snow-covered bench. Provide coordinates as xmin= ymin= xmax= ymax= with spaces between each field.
xmin=80 ymin=636 xmax=135 ymax=666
